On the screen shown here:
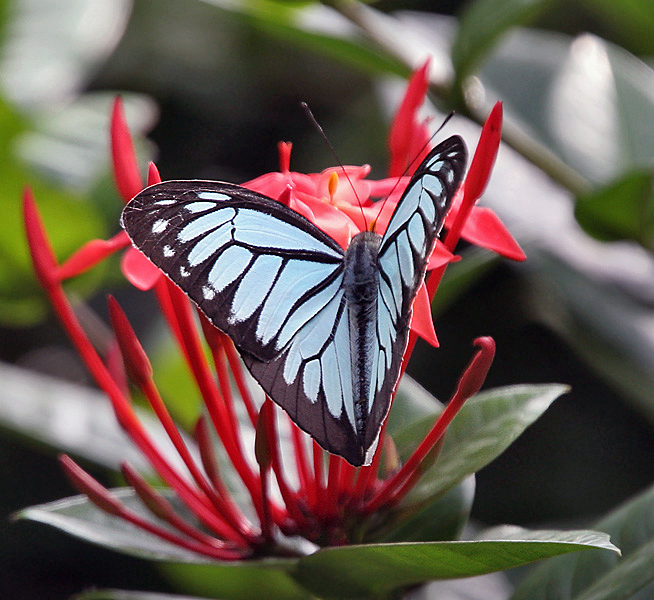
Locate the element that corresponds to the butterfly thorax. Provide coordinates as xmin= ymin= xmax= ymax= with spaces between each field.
xmin=343 ymin=231 xmax=382 ymax=440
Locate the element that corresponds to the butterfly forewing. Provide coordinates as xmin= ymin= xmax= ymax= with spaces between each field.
xmin=364 ymin=136 xmax=467 ymax=455
xmin=121 ymin=135 xmax=466 ymax=467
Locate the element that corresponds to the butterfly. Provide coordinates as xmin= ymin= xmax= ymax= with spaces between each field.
xmin=121 ymin=136 xmax=466 ymax=466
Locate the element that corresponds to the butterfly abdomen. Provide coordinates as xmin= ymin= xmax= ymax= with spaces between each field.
xmin=343 ymin=231 xmax=382 ymax=440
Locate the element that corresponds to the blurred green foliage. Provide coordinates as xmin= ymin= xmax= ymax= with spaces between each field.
xmin=2 ymin=0 xmax=654 ymax=598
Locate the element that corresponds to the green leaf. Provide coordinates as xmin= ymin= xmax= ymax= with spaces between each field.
xmin=0 ymin=362 xmax=185 ymax=473
xmin=74 ymin=591 xmax=210 ymax=600
xmin=511 ymin=482 xmax=654 ymax=600
xmin=580 ymin=0 xmax=654 ymax=56
xmin=432 ymin=246 xmax=500 ymax=316
xmin=294 ymin=528 xmax=618 ymax=599
xmin=575 ymin=170 xmax=654 ymax=250
xmin=203 ymin=0 xmax=405 ymax=76
xmin=451 ymin=0 xmax=551 ymax=85
xmin=394 ymin=384 xmax=568 ymax=506
xmin=374 ymin=477 xmax=475 ymax=543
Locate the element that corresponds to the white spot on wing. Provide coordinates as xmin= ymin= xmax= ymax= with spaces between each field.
xmin=163 ymin=245 xmax=174 ymax=257
xmin=180 ymin=266 xmax=190 ymax=277
xmin=198 ymin=191 xmax=231 ymax=202
xmin=152 ymin=219 xmax=168 ymax=233
xmin=202 ymin=286 xmax=215 ymax=300
xmin=185 ymin=201 xmax=215 ymax=213
xmin=154 ymin=199 xmax=176 ymax=206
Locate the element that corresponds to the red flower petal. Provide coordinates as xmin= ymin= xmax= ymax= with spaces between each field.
xmin=461 ymin=206 xmax=526 ymax=261
xmin=111 ymin=97 xmax=143 ymax=203
xmin=121 ymin=247 xmax=162 ymax=290
xmin=409 ymin=281 xmax=438 ymax=347
xmin=23 ymin=188 xmax=59 ymax=288
xmin=427 ymin=241 xmax=457 ymax=270
xmin=388 ymin=60 xmax=431 ymax=178
xmin=57 ymin=231 xmax=131 ymax=280
xmin=464 ymin=102 xmax=503 ymax=202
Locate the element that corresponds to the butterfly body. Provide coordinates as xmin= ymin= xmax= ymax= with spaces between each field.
xmin=121 ymin=136 xmax=466 ymax=466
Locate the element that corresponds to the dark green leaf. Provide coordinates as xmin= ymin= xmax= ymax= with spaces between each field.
xmin=74 ymin=590 xmax=210 ymax=600
xmin=451 ymin=0 xmax=551 ymax=85
xmin=294 ymin=528 xmax=618 ymax=599
xmin=374 ymin=477 xmax=475 ymax=543
xmin=394 ymin=384 xmax=567 ymax=506
xmin=580 ymin=0 xmax=654 ymax=56
xmin=204 ymin=0 xmax=405 ymax=76
xmin=511 ymin=483 xmax=654 ymax=600
xmin=0 ymin=362 xmax=183 ymax=472
xmin=432 ymin=246 xmax=500 ymax=316
xmin=575 ymin=170 xmax=654 ymax=250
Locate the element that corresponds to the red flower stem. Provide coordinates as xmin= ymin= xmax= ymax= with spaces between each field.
xmin=61 ymin=456 xmax=246 ymax=560
xmin=162 ymin=280 xmax=260 ymax=500
xmin=352 ymin=422 xmax=386 ymax=504
xmin=57 ymin=231 xmax=131 ymax=281
xmin=194 ymin=417 xmax=254 ymax=535
xmin=108 ymin=296 xmax=253 ymax=540
xmin=381 ymin=436 xmax=446 ymax=508
xmin=312 ymin=441 xmax=325 ymax=517
xmin=121 ymin=461 xmax=243 ymax=549
xmin=325 ymin=454 xmax=342 ymax=519
xmin=264 ymin=405 xmax=308 ymax=529
xmin=199 ymin=315 xmax=250 ymax=447
xmin=111 ymin=97 xmax=145 ymax=203
xmin=154 ymin=280 xmax=192 ymax=364
xmin=259 ymin=466 xmax=273 ymax=541
xmin=223 ymin=339 xmax=259 ymax=426
xmin=290 ymin=420 xmax=313 ymax=504
xmin=364 ymin=337 xmax=495 ymax=513
xmin=46 ymin=282 xmax=236 ymax=536
xmin=25 ymin=194 xmax=249 ymax=539
xmin=338 ymin=460 xmax=357 ymax=494
xmin=138 ymin=375 xmax=254 ymax=542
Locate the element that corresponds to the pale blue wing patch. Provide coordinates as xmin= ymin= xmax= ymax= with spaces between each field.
xmin=235 ymin=209 xmax=342 ymax=257
xmin=178 ymin=208 xmax=235 ymax=243
xmin=207 ymin=245 xmax=252 ymax=292
xmin=229 ymin=255 xmax=284 ymax=324
xmin=257 ymin=260 xmax=341 ymax=347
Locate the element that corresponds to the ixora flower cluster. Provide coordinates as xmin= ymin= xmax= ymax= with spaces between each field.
xmin=24 ymin=63 xmax=525 ymax=560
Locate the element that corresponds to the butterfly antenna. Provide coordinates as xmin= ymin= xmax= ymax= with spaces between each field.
xmin=374 ymin=112 xmax=456 ymax=226
xmin=300 ymin=102 xmax=368 ymax=230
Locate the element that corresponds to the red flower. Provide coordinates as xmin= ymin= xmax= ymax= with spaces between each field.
xmin=23 ymin=63 xmax=521 ymax=559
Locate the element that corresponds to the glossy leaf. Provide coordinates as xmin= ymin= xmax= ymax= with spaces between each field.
xmin=451 ymin=0 xmax=551 ymax=85
xmin=511 ymin=482 xmax=654 ymax=600
xmin=294 ymin=528 xmax=618 ymax=599
xmin=0 ymin=362 xmax=186 ymax=473
xmin=75 ymin=591 xmax=209 ymax=600
xmin=575 ymin=170 xmax=654 ymax=250
xmin=395 ymin=384 xmax=568 ymax=506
